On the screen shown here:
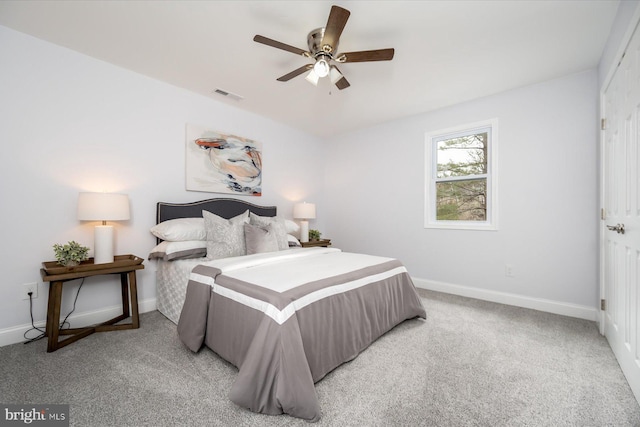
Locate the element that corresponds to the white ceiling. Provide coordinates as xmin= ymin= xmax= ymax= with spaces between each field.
xmin=0 ymin=0 xmax=619 ymax=138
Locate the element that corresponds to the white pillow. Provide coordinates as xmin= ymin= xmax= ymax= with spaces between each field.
xmin=285 ymin=219 xmax=300 ymax=233
xmin=287 ymin=234 xmax=301 ymax=247
xmin=203 ymin=210 xmax=249 ymax=259
xmin=148 ymin=240 xmax=207 ymax=261
xmin=150 ymin=218 xmax=206 ymax=241
xmin=249 ymin=213 xmax=288 ymax=250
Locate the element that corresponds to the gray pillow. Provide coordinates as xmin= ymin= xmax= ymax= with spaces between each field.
xmin=249 ymin=212 xmax=288 ymax=250
xmin=244 ymin=223 xmax=279 ymax=255
xmin=203 ymin=210 xmax=249 ymax=259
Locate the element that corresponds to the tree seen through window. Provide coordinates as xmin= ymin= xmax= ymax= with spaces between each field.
xmin=435 ymin=132 xmax=488 ymax=221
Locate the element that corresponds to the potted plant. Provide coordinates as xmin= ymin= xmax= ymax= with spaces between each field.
xmin=308 ymin=229 xmax=322 ymax=241
xmin=53 ymin=241 xmax=90 ymax=267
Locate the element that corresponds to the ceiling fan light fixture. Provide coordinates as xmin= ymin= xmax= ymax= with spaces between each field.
xmin=253 ymin=5 xmax=394 ymax=90
xmin=313 ymin=58 xmax=330 ymax=78
xmin=305 ymin=69 xmax=320 ymax=86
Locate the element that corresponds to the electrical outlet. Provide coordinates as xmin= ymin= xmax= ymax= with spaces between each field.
xmin=505 ymin=264 xmax=514 ymax=278
xmin=22 ymin=282 xmax=38 ymax=300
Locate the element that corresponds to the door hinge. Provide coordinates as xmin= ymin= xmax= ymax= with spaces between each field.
xmin=601 ymin=118 xmax=607 ymax=130
xmin=601 ymin=208 xmax=606 ymax=220
xmin=601 ymin=299 xmax=606 ymax=311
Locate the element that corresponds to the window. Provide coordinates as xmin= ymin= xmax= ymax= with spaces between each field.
xmin=425 ymin=119 xmax=498 ymax=230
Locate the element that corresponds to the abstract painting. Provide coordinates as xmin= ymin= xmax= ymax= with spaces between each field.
xmin=185 ymin=124 xmax=262 ymax=196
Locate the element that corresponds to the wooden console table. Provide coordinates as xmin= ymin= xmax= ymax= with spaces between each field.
xmin=301 ymin=239 xmax=332 ymax=248
xmin=40 ymin=255 xmax=144 ymax=352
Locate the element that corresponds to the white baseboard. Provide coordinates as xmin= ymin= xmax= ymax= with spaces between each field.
xmin=0 ymin=298 xmax=157 ymax=348
xmin=412 ymin=277 xmax=597 ymax=321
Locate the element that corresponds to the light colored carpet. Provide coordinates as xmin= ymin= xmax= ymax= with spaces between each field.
xmin=1 ymin=289 xmax=638 ymax=426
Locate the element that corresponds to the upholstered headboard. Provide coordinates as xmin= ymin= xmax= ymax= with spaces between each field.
xmin=156 ymin=198 xmax=277 ymax=224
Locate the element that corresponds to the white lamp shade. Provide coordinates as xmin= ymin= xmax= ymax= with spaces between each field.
xmin=293 ymin=203 xmax=316 ymax=220
xmin=330 ymin=66 xmax=343 ymax=84
xmin=305 ymin=70 xmax=320 ymax=86
xmin=78 ymin=192 xmax=130 ymax=221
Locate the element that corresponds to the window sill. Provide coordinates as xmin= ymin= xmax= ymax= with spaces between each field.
xmin=424 ymin=221 xmax=498 ymax=231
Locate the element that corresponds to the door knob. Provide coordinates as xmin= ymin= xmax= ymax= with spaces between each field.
xmin=606 ymin=223 xmax=625 ymax=234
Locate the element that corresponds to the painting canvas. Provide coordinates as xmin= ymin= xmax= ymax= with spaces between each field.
xmin=186 ymin=124 xmax=262 ymax=196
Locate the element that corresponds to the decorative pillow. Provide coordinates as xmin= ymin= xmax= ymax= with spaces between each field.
xmin=150 ymin=218 xmax=206 ymax=241
xmin=203 ymin=210 xmax=249 ymax=259
xmin=285 ymin=219 xmax=300 ymax=234
xmin=245 ymin=223 xmax=279 ymax=255
xmin=249 ymin=213 xmax=288 ymax=250
xmin=148 ymin=240 xmax=207 ymax=261
xmin=287 ymin=234 xmax=302 ymax=247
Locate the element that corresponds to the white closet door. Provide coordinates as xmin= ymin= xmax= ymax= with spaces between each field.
xmin=602 ymin=20 xmax=640 ymax=404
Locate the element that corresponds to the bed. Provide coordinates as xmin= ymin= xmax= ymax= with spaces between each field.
xmin=153 ymin=199 xmax=278 ymax=324
xmin=152 ymin=198 xmax=426 ymax=421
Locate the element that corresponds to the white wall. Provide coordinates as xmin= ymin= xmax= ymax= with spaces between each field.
xmin=0 ymin=26 xmax=325 ymax=340
xmin=0 ymin=19 xmax=607 ymax=344
xmin=324 ymin=70 xmax=599 ymax=317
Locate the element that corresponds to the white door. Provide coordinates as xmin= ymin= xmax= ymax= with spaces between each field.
xmin=602 ymin=21 xmax=640 ymax=403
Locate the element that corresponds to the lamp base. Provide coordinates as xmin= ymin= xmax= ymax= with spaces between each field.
xmin=94 ymin=225 xmax=114 ymax=264
xmin=300 ymin=220 xmax=309 ymax=243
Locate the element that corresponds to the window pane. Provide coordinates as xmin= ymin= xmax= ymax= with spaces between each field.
xmin=436 ymin=132 xmax=487 ymax=178
xmin=436 ymin=179 xmax=487 ymax=221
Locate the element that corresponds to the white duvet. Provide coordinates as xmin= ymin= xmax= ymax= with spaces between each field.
xmin=188 ymin=247 xmax=409 ymax=325
xmin=190 ymin=247 xmax=402 ymax=292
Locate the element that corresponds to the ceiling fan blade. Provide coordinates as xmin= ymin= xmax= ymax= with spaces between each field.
xmin=335 ymin=75 xmax=350 ymax=90
xmin=331 ymin=66 xmax=350 ymax=90
xmin=339 ymin=48 xmax=395 ymax=63
xmin=277 ymin=64 xmax=313 ymax=82
xmin=253 ymin=35 xmax=310 ymax=57
xmin=322 ymin=5 xmax=350 ymax=53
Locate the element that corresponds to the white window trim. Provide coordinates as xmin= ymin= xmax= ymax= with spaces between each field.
xmin=424 ymin=118 xmax=499 ymax=231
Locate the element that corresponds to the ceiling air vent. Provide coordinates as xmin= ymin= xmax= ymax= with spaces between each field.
xmin=213 ymin=88 xmax=244 ymax=101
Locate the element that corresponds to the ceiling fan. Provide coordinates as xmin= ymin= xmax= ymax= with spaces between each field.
xmin=253 ymin=5 xmax=394 ymax=90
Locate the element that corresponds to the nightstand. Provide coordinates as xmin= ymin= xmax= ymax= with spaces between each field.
xmin=301 ymin=239 xmax=331 ymax=248
xmin=40 ymin=255 xmax=144 ymax=352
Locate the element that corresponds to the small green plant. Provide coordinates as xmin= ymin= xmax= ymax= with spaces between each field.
xmin=308 ymin=229 xmax=321 ymax=241
xmin=53 ymin=241 xmax=89 ymax=266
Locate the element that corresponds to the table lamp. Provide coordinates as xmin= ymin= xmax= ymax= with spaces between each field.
xmin=77 ymin=192 xmax=130 ymax=264
xmin=293 ymin=202 xmax=316 ymax=243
